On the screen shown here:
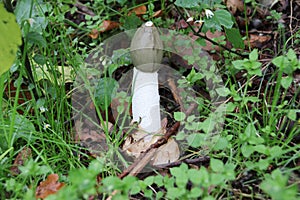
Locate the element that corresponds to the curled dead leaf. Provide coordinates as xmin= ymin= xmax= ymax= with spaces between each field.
xmin=129 ymin=5 xmax=147 ymax=16
xmin=99 ymin=20 xmax=120 ymax=33
xmin=152 ymin=10 xmax=163 ymax=18
xmin=88 ymin=20 xmax=120 ymax=39
xmin=35 ymin=174 xmax=65 ymax=199
xmin=89 ymin=29 xmax=99 ymax=39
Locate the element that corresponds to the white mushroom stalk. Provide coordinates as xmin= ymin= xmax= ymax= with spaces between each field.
xmin=130 ymin=21 xmax=163 ymax=136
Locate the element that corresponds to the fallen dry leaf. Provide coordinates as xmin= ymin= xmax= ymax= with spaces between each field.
xmin=245 ymin=34 xmax=272 ymax=48
xmin=122 ymin=118 xmax=180 ymax=166
xmin=152 ymin=10 xmax=163 ymax=18
xmin=129 ymin=5 xmax=147 ymax=16
xmin=89 ymin=29 xmax=99 ymax=39
xmin=10 ymin=147 xmax=32 ymax=176
xmin=226 ymin=0 xmax=244 ymax=14
xmin=99 ymin=20 xmax=120 ymax=33
xmin=35 ymin=174 xmax=65 ymax=199
xmin=152 ymin=138 xmax=180 ymax=166
xmin=88 ymin=20 xmax=120 ymax=39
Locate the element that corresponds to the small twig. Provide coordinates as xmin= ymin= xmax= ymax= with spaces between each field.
xmin=173 ymin=4 xmax=247 ymax=58
xmin=118 ymin=122 xmax=180 ymax=178
xmin=154 ymin=156 xmax=210 ymax=168
xmin=75 ymin=1 xmax=96 ymax=16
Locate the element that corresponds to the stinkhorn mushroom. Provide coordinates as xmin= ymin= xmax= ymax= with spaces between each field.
xmin=130 ymin=21 xmax=163 ymax=137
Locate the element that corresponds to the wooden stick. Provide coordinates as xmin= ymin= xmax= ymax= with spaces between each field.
xmin=118 ymin=122 xmax=180 ymax=179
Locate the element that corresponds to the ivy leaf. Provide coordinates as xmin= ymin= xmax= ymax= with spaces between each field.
xmin=0 ymin=3 xmax=22 ymax=76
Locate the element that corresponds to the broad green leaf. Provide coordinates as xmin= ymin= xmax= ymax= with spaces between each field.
xmin=94 ymin=77 xmax=119 ymax=110
xmin=287 ymin=49 xmax=297 ymax=61
xmin=14 ymin=0 xmax=51 ymax=33
xmin=0 ymin=3 xmax=22 ymax=76
xmin=272 ymin=55 xmax=288 ymax=70
xmin=174 ymin=0 xmax=201 ymax=8
xmin=257 ymin=159 xmax=269 ymax=170
xmin=120 ymin=14 xmax=142 ymax=30
xmin=269 ymin=146 xmax=283 ymax=158
xmin=241 ymin=144 xmax=254 ymax=157
xmin=232 ymin=60 xmax=245 ymax=70
xmin=214 ymin=10 xmax=234 ymax=29
xmin=26 ymin=31 xmax=47 ymax=47
xmin=225 ymin=28 xmax=245 ymax=49
xmin=213 ymin=137 xmax=228 ymax=150
xmin=188 ymin=169 xmax=202 ymax=185
xmin=249 ymin=49 xmax=258 ymax=61
xmin=216 ymin=87 xmax=230 ymax=97
xmin=188 ymin=187 xmax=203 ymax=198
xmin=254 ymin=144 xmax=267 ymax=154
xmin=210 ymin=158 xmax=224 ymax=173
xmin=174 ymin=111 xmax=186 ymax=121
xmin=280 ymin=76 xmax=293 ymax=89
xmin=287 ymin=109 xmax=297 ymax=121
xmin=11 ymin=113 xmax=35 ymax=141
xmin=187 ymin=133 xmax=205 ymax=148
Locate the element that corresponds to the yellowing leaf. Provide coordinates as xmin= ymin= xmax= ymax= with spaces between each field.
xmin=0 ymin=3 xmax=22 ymax=76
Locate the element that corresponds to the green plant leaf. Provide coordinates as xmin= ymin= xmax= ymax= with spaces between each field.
xmin=94 ymin=77 xmax=118 ymax=110
xmin=26 ymin=31 xmax=47 ymax=47
xmin=214 ymin=10 xmax=234 ymax=29
xmin=187 ymin=133 xmax=205 ymax=148
xmin=188 ymin=169 xmax=202 ymax=185
xmin=280 ymin=76 xmax=293 ymax=89
xmin=249 ymin=49 xmax=258 ymax=61
xmin=272 ymin=56 xmax=288 ymax=70
xmin=225 ymin=28 xmax=245 ymax=49
xmin=174 ymin=112 xmax=186 ymax=121
xmin=120 ymin=14 xmax=142 ymax=30
xmin=260 ymin=169 xmax=297 ymax=200
xmin=287 ymin=109 xmax=297 ymax=121
xmin=14 ymin=0 xmax=51 ymax=33
xmin=188 ymin=187 xmax=203 ymax=198
xmin=241 ymin=144 xmax=254 ymax=157
xmin=210 ymin=158 xmax=224 ymax=173
xmin=174 ymin=0 xmax=201 ymax=8
xmin=0 ymin=3 xmax=22 ymax=76
xmin=216 ymin=87 xmax=230 ymax=97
